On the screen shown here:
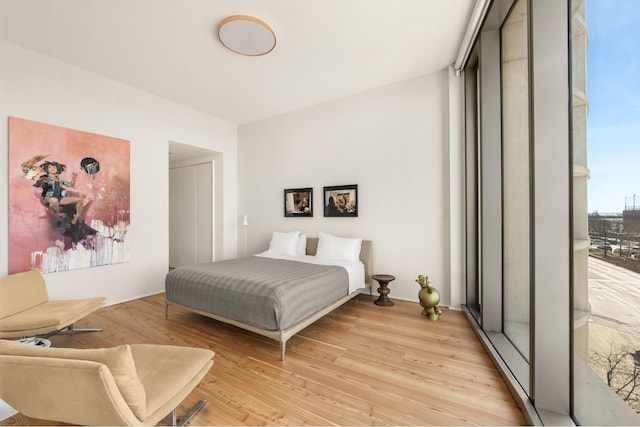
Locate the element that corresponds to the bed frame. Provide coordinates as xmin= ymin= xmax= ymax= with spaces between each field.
xmin=165 ymin=237 xmax=372 ymax=361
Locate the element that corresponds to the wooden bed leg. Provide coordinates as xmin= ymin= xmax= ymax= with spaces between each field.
xmin=280 ymin=341 xmax=286 ymax=361
xmin=165 ymin=303 xmax=169 ymax=319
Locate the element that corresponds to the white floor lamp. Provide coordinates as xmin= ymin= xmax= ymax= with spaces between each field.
xmin=242 ymin=214 xmax=248 ymax=256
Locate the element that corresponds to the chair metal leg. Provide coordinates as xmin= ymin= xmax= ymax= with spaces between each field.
xmin=41 ymin=323 xmax=103 ymax=338
xmin=177 ymin=399 xmax=207 ymax=426
xmin=160 ymin=399 xmax=207 ymax=426
xmin=61 ymin=324 xmax=103 ymax=333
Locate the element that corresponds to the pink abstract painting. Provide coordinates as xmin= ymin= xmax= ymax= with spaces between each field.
xmin=8 ymin=117 xmax=131 ymax=274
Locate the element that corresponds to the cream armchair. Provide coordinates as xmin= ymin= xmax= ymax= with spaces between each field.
xmin=0 ymin=339 xmax=215 ymax=426
xmin=0 ymin=268 xmax=104 ymax=338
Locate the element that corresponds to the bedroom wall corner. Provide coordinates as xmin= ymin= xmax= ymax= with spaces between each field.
xmin=237 ymin=70 xmax=455 ymax=306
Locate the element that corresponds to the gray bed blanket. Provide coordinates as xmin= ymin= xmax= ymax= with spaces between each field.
xmin=165 ymin=256 xmax=349 ymax=331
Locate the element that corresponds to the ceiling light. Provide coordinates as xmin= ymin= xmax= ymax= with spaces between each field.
xmin=218 ymin=15 xmax=276 ymax=56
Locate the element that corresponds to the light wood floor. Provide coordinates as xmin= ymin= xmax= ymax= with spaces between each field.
xmin=1 ymin=293 xmax=525 ymax=426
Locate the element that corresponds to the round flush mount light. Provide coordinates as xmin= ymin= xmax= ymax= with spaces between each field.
xmin=218 ymin=15 xmax=276 ymax=56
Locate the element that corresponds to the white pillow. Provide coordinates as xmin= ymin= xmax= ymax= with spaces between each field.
xmin=296 ymin=233 xmax=307 ymax=256
xmin=267 ymin=231 xmax=300 ymax=256
xmin=315 ymin=232 xmax=362 ymax=261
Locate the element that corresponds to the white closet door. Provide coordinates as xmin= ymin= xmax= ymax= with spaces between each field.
xmin=180 ymin=165 xmax=197 ymax=266
xmin=169 ymin=162 xmax=213 ymax=268
xmin=195 ymin=162 xmax=212 ymax=264
xmin=168 ymin=168 xmax=182 ymax=268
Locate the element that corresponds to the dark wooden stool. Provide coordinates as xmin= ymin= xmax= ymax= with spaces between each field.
xmin=372 ymin=274 xmax=395 ymax=306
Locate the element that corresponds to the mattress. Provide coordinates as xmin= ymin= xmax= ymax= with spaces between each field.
xmin=165 ymin=255 xmax=352 ymax=331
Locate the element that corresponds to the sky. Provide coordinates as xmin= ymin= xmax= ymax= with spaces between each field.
xmin=586 ymin=0 xmax=640 ymax=213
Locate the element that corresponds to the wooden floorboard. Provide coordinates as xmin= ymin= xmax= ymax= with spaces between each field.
xmin=1 ymin=293 xmax=525 ymax=426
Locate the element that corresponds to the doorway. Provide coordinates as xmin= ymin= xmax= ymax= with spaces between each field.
xmin=168 ymin=141 xmax=216 ymax=268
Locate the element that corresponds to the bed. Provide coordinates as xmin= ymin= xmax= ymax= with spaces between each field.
xmin=165 ymin=233 xmax=372 ymax=360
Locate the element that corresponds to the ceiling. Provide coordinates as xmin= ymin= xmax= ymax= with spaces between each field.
xmin=0 ymin=0 xmax=474 ymax=125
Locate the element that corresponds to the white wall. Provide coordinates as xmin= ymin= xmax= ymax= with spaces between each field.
xmin=238 ymin=72 xmax=455 ymax=305
xmin=0 ymin=40 xmax=238 ymax=305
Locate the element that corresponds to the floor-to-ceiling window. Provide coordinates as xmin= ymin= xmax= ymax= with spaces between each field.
xmin=463 ymin=0 xmax=538 ymax=407
xmin=460 ymin=0 xmax=640 ymax=424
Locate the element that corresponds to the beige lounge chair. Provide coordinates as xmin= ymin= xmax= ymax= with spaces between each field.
xmin=0 ymin=268 xmax=104 ymax=338
xmin=0 ymin=339 xmax=215 ymax=426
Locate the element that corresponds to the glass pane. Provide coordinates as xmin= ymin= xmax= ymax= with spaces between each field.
xmin=573 ymin=0 xmax=640 ymax=423
xmin=501 ymin=0 xmax=530 ymax=360
xmin=465 ymin=57 xmax=481 ymax=320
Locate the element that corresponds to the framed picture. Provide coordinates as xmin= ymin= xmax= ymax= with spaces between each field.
xmin=324 ymin=184 xmax=358 ymax=217
xmin=284 ymin=188 xmax=313 ymax=217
